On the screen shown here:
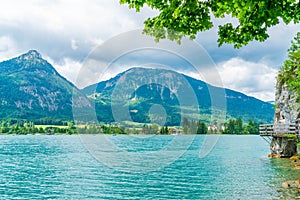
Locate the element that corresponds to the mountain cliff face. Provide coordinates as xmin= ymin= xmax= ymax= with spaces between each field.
xmin=268 ymin=33 xmax=300 ymax=157
xmin=274 ymin=82 xmax=299 ymax=124
xmin=0 ymin=50 xmax=91 ymax=120
xmin=82 ymin=67 xmax=274 ymax=125
xmin=274 ymin=32 xmax=300 ymax=125
xmin=269 ymin=81 xmax=299 ymax=157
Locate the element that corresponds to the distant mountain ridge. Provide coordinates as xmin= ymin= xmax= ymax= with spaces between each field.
xmin=0 ymin=51 xmax=274 ymax=124
xmin=82 ymin=67 xmax=274 ymax=124
xmin=0 ymin=50 xmax=91 ymax=120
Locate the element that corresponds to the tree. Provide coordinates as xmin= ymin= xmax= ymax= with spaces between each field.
xmin=244 ymin=119 xmax=259 ymax=134
xmin=159 ymin=125 xmax=169 ymax=134
xmin=224 ymin=119 xmax=235 ymax=134
xmin=197 ymin=121 xmax=208 ymax=134
xmin=164 ymin=126 xmax=169 ymax=134
xmin=120 ymin=0 xmax=300 ymax=48
xmin=278 ymin=32 xmax=300 ymax=97
xmin=182 ymin=117 xmax=189 ymax=134
xmin=150 ymin=124 xmax=159 ymax=134
xmin=234 ymin=118 xmax=243 ymax=134
xmin=142 ymin=124 xmax=159 ymax=134
xmin=142 ymin=124 xmax=148 ymax=134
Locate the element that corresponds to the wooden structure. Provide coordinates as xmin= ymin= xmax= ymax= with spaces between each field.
xmin=259 ymin=119 xmax=300 ymax=144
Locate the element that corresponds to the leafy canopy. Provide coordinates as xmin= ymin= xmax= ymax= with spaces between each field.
xmin=120 ymin=0 xmax=300 ymax=48
xmin=278 ymin=32 xmax=300 ymax=97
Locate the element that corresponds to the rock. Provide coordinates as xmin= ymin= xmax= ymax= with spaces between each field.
xmin=290 ymin=155 xmax=300 ymax=161
xmin=274 ymin=83 xmax=299 ymax=124
xmin=297 ymin=145 xmax=300 ymax=155
xmin=272 ymin=82 xmax=298 ymax=157
xmin=268 ymin=154 xmax=281 ymax=158
xmin=270 ymin=137 xmax=296 ymax=157
xmin=282 ymin=182 xmax=290 ymax=188
xmin=282 ymin=180 xmax=300 ymax=189
xmin=295 ymin=165 xmax=300 ymax=169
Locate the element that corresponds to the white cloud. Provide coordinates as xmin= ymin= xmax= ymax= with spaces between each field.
xmin=0 ymin=35 xmax=20 ymax=61
xmin=217 ymin=58 xmax=277 ymax=101
xmin=71 ymin=39 xmax=78 ymax=50
xmin=0 ymin=0 xmax=296 ymax=101
xmin=196 ymin=18 xmax=299 ymax=68
xmin=44 ymin=56 xmax=82 ymax=86
xmin=0 ymin=0 xmax=157 ymax=62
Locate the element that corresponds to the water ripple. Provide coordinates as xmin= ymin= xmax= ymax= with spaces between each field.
xmin=0 ymin=135 xmax=292 ymax=199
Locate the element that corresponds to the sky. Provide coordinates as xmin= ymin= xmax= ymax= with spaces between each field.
xmin=0 ymin=0 xmax=299 ymax=102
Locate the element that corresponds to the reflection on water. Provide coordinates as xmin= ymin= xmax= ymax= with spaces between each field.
xmin=0 ymin=135 xmax=299 ymax=199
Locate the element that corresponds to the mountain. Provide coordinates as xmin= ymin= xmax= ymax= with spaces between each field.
xmin=0 ymin=50 xmax=91 ymax=120
xmin=82 ymin=67 xmax=274 ymax=125
xmin=0 ymin=51 xmax=273 ymax=124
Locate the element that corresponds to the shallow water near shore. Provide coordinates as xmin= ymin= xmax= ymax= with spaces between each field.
xmin=0 ymin=135 xmax=299 ymax=199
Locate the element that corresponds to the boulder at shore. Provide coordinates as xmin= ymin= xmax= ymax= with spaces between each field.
xmin=268 ymin=154 xmax=281 ymax=158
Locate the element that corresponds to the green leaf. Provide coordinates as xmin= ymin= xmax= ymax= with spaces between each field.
xmin=120 ymin=0 xmax=300 ymax=48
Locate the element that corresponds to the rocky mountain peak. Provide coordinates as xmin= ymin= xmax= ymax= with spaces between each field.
xmin=0 ymin=49 xmax=50 ymax=74
xmin=7 ymin=49 xmax=57 ymax=74
xmin=20 ymin=50 xmax=42 ymax=60
xmin=27 ymin=49 xmax=41 ymax=57
xmin=0 ymin=50 xmax=92 ymax=120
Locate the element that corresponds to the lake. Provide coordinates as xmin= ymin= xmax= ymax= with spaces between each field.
xmin=0 ymin=135 xmax=299 ymax=199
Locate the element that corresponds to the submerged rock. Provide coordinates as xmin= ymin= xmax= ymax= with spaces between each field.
xmin=282 ymin=182 xmax=290 ymax=188
xmin=295 ymin=165 xmax=300 ymax=170
xmin=282 ymin=180 xmax=300 ymax=189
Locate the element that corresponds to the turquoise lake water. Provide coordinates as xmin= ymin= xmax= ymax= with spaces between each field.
xmin=0 ymin=135 xmax=300 ymax=199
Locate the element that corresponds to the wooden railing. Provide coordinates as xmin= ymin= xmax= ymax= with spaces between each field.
xmin=259 ymin=124 xmax=275 ymax=136
xmin=259 ymin=121 xmax=300 ymax=137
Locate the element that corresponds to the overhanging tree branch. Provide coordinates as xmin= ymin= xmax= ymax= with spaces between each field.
xmin=120 ymin=0 xmax=300 ymax=48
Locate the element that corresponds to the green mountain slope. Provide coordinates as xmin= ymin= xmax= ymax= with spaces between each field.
xmin=0 ymin=51 xmax=273 ymax=124
xmin=82 ymin=68 xmax=274 ymax=125
xmin=0 ymin=50 xmax=91 ymax=120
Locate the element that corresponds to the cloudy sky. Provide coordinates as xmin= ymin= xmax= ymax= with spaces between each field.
xmin=0 ymin=0 xmax=299 ymax=101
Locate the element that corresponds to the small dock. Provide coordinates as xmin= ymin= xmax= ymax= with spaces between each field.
xmin=259 ymin=120 xmax=300 ymax=144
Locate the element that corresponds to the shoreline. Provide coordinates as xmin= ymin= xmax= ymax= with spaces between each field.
xmin=269 ymin=155 xmax=300 ymax=191
xmin=0 ymin=133 xmax=261 ymax=136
